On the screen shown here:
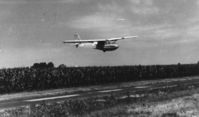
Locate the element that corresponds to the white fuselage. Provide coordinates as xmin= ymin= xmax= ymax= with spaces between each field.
xmin=77 ymin=42 xmax=97 ymax=48
xmin=76 ymin=42 xmax=119 ymax=52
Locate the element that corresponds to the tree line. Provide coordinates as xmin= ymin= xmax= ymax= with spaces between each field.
xmin=0 ymin=62 xmax=199 ymax=94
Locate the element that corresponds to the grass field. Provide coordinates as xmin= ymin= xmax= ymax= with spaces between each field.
xmin=87 ymin=91 xmax=199 ymax=117
xmin=1 ymin=77 xmax=199 ymax=117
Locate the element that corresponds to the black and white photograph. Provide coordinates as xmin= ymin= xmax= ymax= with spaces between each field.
xmin=0 ymin=0 xmax=199 ymax=116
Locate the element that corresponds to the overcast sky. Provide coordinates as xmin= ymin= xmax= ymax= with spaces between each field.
xmin=0 ymin=0 xmax=199 ymax=68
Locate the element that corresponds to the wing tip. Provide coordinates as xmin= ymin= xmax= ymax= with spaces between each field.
xmin=123 ymin=36 xmax=138 ymax=39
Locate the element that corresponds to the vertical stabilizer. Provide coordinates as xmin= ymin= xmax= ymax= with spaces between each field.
xmin=74 ymin=33 xmax=81 ymax=40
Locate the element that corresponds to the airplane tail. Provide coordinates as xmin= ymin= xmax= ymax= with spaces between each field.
xmin=74 ymin=33 xmax=81 ymax=40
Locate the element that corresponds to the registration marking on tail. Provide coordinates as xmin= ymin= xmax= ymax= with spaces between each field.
xmin=25 ymin=94 xmax=79 ymax=102
xmin=98 ymin=89 xmax=122 ymax=93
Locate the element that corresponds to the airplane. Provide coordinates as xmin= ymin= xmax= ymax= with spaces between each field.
xmin=63 ymin=33 xmax=137 ymax=52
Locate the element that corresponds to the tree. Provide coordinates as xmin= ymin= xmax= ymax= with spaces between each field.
xmin=31 ymin=62 xmax=49 ymax=69
xmin=58 ymin=64 xmax=67 ymax=69
xmin=47 ymin=62 xmax=54 ymax=68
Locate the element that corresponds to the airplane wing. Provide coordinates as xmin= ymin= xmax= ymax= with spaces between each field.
xmin=107 ymin=36 xmax=138 ymax=41
xmin=63 ymin=39 xmax=106 ymax=43
xmin=63 ymin=36 xmax=137 ymax=43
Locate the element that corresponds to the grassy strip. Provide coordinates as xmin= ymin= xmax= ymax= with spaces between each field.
xmin=1 ymin=82 xmax=199 ymax=117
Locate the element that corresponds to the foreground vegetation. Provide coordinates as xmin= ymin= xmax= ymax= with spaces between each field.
xmin=0 ymin=62 xmax=199 ymax=94
xmin=1 ymin=76 xmax=199 ymax=117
